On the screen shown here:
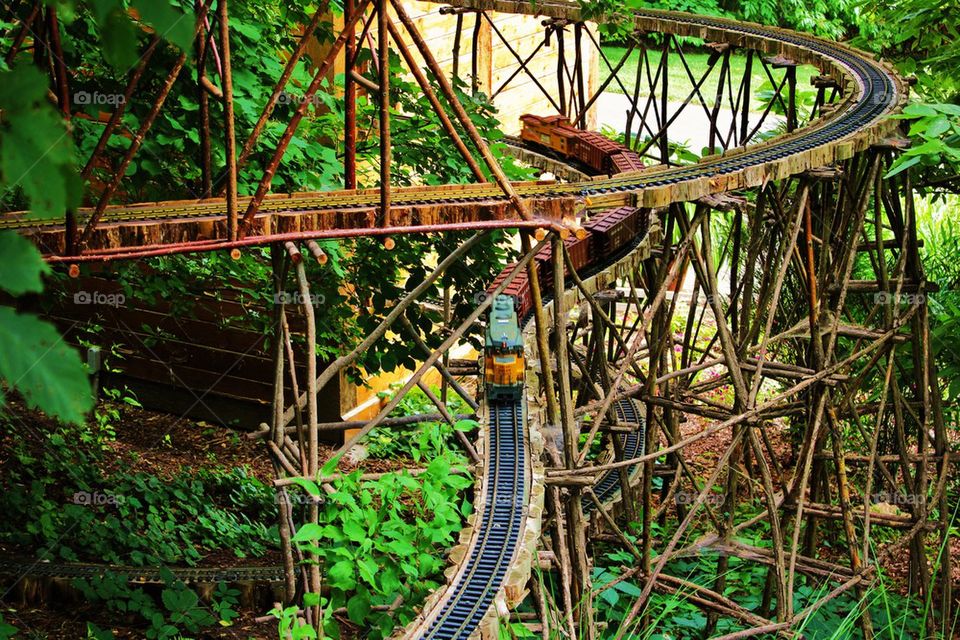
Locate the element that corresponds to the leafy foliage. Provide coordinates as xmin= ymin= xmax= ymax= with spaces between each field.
xmin=914 ymin=197 xmax=960 ymax=400
xmin=0 ymin=232 xmax=91 ymax=424
xmin=587 ymin=528 xmax=932 ymax=638
xmin=887 ymin=103 xmax=960 ymax=179
xmin=288 ymin=453 xmax=474 ymax=639
xmin=579 ymin=0 xmax=862 ymax=40
xmin=74 ymin=570 xmax=239 ymax=639
xmin=858 ymin=0 xmax=960 ymax=190
xmin=0 ymin=419 xmax=277 ymax=566
xmin=364 ymin=385 xmax=478 ymax=461
xmin=858 ymin=0 xmax=960 ymax=102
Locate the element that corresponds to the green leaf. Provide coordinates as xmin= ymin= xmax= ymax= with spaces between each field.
xmin=289 ymin=476 xmax=321 ymax=496
xmin=380 ymin=567 xmax=401 ymax=594
xmin=161 ymin=586 xmax=198 ymax=612
xmin=357 ymin=556 xmax=379 ymax=587
xmin=100 ymin=8 xmax=139 ymax=70
xmin=925 ymin=115 xmax=951 ymax=137
xmin=885 ymin=155 xmax=923 ymax=178
xmin=346 ymin=593 xmax=371 ymax=625
xmin=342 ymin=518 xmax=367 ymax=542
xmin=131 ymin=0 xmax=195 ymax=53
xmin=386 ymin=538 xmax=417 ymax=557
xmin=615 ymin=580 xmax=643 ymax=597
xmin=934 ymin=103 xmax=960 ymax=116
xmin=291 ymin=523 xmax=324 ymax=543
xmin=902 ymin=103 xmax=939 ymax=117
xmin=86 ymin=621 xmax=114 ymax=639
xmin=454 ymin=418 xmax=479 ymax=431
xmin=0 ymin=232 xmax=49 ymax=295
xmin=0 ymin=307 xmax=92 ymax=423
xmin=328 ymin=560 xmax=356 ymax=590
xmin=0 ymin=66 xmax=80 ymax=218
xmin=320 ymin=454 xmax=340 ymax=477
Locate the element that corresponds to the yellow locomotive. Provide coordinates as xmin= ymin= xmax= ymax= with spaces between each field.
xmin=484 ymin=295 xmax=525 ymax=402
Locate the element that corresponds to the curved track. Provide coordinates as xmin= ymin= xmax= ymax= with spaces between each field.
xmin=417 ymin=402 xmax=527 ymax=640
xmin=586 ymin=400 xmax=646 ymax=513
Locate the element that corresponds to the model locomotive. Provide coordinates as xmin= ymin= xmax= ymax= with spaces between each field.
xmin=520 ymin=114 xmax=645 ymax=176
xmin=484 ymin=295 xmax=525 ymax=402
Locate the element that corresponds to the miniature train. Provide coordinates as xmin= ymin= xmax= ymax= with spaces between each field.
xmin=520 ymin=114 xmax=645 ymax=176
xmin=484 ymin=295 xmax=526 ymax=402
xmin=481 ymin=116 xmax=649 ymax=404
xmin=486 ymin=205 xmax=646 ymax=320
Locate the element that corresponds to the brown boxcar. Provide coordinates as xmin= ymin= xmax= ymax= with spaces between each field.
xmin=487 ymin=265 xmax=534 ymax=320
xmin=573 ymin=131 xmax=624 ymax=174
xmin=584 ymin=206 xmax=642 ymax=255
xmin=520 ymin=114 xmax=580 ymax=158
xmin=608 ymin=151 xmax=645 ymax=175
xmin=534 ymin=234 xmax=592 ymax=286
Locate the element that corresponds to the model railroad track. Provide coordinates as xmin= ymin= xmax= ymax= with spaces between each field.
xmin=586 ymin=399 xmax=647 ymax=512
xmin=2 ymin=3 xmax=900 ymax=246
xmin=415 ymin=401 xmax=526 ymax=640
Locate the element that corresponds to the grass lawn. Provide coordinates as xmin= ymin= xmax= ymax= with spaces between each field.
xmin=599 ymin=45 xmax=818 ymax=105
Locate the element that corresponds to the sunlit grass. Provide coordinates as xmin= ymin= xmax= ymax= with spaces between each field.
xmin=600 ymin=45 xmax=817 ymax=104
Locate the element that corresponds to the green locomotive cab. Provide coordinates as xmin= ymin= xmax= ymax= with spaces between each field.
xmin=483 ymin=295 xmax=525 ymax=403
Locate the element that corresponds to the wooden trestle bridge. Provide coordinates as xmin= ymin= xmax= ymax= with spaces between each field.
xmin=2 ymin=0 xmax=952 ymax=638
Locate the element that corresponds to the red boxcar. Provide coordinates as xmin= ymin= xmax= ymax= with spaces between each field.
xmin=534 ymin=234 xmax=592 ymax=288
xmin=608 ymin=151 xmax=645 ymax=175
xmin=584 ymin=206 xmax=642 ymax=255
xmin=573 ymin=131 xmax=624 ymax=174
xmin=487 ymin=265 xmax=534 ymax=320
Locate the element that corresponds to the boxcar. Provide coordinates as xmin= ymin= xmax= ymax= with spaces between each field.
xmin=584 ymin=206 xmax=642 ymax=255
xmin=608 ymin=151 xmax=645 ymax=175
xmin=534 ymin=234 xmax=592 ymax=286
xmin=520 ymin=114 xmax=580 ymax=157
xmin=573 ymin=131 xmax=624 ymax=174
xmin=486 ymin=265 xmax=534 ymax=320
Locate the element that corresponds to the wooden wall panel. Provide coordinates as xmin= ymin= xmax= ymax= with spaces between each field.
xmin=362 ymin=2 xmax=600 ymax=133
